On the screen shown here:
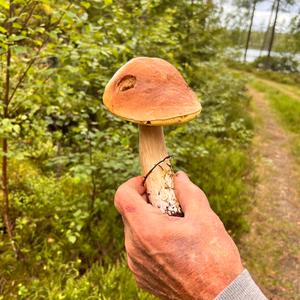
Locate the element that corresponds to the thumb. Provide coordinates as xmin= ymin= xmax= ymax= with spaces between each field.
xmin=174 ymin=171 xmax=210 ymax=218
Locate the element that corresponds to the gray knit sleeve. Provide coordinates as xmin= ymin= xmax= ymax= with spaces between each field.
xmin=215 ymin=269 xmax=268 ymax=300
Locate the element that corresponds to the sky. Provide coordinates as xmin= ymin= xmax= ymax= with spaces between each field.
xmin=218 ymin=0 xmax=300 ymax=32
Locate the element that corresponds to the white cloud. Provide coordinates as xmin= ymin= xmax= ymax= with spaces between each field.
xmin=218 ymin=0 xmax=300 ymax=32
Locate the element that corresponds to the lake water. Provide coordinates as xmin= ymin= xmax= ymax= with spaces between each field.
xmin=242 ymin=48 xmax=300 ymax=63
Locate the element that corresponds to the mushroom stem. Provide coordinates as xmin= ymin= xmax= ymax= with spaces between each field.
xmin=139 ymin=125 xmax=183 ymax=216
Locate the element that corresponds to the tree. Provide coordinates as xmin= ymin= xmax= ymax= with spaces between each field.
xmin=0 ymin=0 xmax=72 ymax=257
xmin=267 ymin=0 xmax=295 ymax=57
xmin=0 ymin=1 xmax=255 ymax=298
xmin=289 ymin=12 xmax=300 ymax=53
xmin=267 ymin=0 xmax=281 ymax=57
xmin=260 ymin=0 xmax=276 ymax=54
xmin=244 ymin=0 xmax=258 ymax=62
xmin=234 ymin=0 xmax=263 ymax=62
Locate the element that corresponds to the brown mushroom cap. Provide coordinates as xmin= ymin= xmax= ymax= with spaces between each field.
xmin=103 ymin=57 xmax=201 ymax=126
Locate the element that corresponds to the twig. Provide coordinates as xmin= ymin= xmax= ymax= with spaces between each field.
xmin=8 ymin=2 xmax=73 ymax=104
xmin=142 ymin=155 xmax=172 ymax=186
xmin=1 ymin=0 xmax=19 ymax=258
xmin=20 ymin=1 xmax=38 ymax=32
xmin=2 ymin=0 xmax=33 ymax=30
xmin=16 ymin=0 xmax=33 ymax=18
xmin=10 ymin=70 xmax=54 ymax=115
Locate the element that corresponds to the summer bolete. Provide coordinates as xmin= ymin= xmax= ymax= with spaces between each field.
xmin=103 ymin=57 xmax=201 ymax=216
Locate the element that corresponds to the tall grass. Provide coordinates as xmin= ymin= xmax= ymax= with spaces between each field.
xmin=251 ymin=79 xmax=300 ymax=188
xmin=251 ymin=80 xmax=300 ymax=134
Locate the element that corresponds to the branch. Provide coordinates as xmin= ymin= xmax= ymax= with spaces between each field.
xmin=2 ymin=0 xmax=33 ymax=29
xmin=2 ymin=0 xmax=20 ymax=259
xmin=10 ymin=70 xmax=55 ymax=116
xmin=20 ymin=1 xmax=38 ymax=32
xmin=8 ymin=2 xmax=73 ymax=104
xmin=16 ymin=0 xmax=34 ymax=18
xmin=8 ymin=45 xmax=42 ymax=104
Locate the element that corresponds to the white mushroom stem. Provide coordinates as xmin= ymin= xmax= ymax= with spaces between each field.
xmin=139 ymin=125 xmax=183 ymax=216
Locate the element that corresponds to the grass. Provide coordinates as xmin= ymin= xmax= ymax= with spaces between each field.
xmin=242 ymin=78 xmax=300 ymax=299
xmin=281 ymin=84 xmax=300 ymax=98
xmin=228 ymin=60 xmax=300 ymax=86
xmin=250 ymin=80 xmax=300 ymax=134
xmin=250 ymin=78 xmax=300 ymax=193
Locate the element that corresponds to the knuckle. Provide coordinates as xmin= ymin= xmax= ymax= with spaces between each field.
xmin=114 ymin=184 xmax=129 ymax=212
xmin=158 ymin=227 xmax=172 ymax=242
xmin=114 ymin=187 xmax=123 ymax=210
xmin=139 ymin=227 xmax=155 ymax=243
xmin=193 ymin=185 xmax=206 ymax=199
xmin=124 ymin=239 xmax=136 ymax=256
xmin=114 ymin=185 xmax=137 ymax=215
xmin=193 ymin=187 xmax=210 ymax=208
xmin=135 ymin=278 xmax=145 ymax=289
xmin=127 ymin=257 xmax=143 ymax=279
xmin=127 ymin=257 xmax=136 ymax=273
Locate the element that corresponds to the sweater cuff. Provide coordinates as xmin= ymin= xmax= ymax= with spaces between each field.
xmin=214 ymin=269 xmax=267 ymax=300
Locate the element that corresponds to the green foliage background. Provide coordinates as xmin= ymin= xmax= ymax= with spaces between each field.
xmin=0 ymin=1 xmax=253 ymax=298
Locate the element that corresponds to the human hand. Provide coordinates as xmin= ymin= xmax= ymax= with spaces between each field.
xmin=114 ymin=171 xmax=243 ymax=300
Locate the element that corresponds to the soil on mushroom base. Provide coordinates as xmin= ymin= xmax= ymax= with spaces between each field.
xmin=239 ymin=86 xmax=300 ymax=299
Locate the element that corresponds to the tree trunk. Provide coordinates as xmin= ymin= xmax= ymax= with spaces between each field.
xmin=1 ymin=0 xmax=18 ymax=256
xmin=244 ymin=1 xmax=257 ymax=63
xmin=260 ymin=0 xmax=276 ymax=55
xmin=267 ymin=0 xmax=281 ymax=57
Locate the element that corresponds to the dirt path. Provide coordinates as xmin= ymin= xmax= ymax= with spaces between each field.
xmin=240 ymin=87 xmax=300 ymax=299
xmin=258 ymin=78 xmax=300 ymax=102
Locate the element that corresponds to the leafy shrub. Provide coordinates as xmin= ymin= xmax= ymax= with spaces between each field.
xmin=251 ymin=80 xmax=300 ymax=134
xmin=1 ymin=260 xmax=155 ymax=300
xmin=0 ymin=63 xmax=253 ymax=298
xmin=0 ymin=1 xmax=253 ymax=299
xmin=227 ymin=60 xmax=300 ymax=85
xmin=254 ymin=69 xmax=300 ymax=85
xmin=169 ymin=64 xmax=253 ymax=237
xmin=252 ymin=55 xmax=300 ymax=73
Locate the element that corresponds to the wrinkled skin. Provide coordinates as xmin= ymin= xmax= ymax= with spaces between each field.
xmin=114 ymin=171 xmax=243 ymax=300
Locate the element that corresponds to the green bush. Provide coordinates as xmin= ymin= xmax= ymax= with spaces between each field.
xmin=0 ymin=64 xmax=253 ymax=299
xmin=252 ymin=55 xmax=299 ymax=73
xmin=251 ymin=81 xmax=300 ymax=134
xmin=169 ymin=64 xmax=253 ymax=237
xmin=255 ymin=69 xmax=300 ymax=85
xmin=1 ymin=260 xmax=156 ymax=300
xmin=228 ymin=60 xmax=300 ymax=85
xmin=0 ymin=1 xmax=253 ymax=298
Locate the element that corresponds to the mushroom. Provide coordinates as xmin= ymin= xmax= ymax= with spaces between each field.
xmin=103 ymin=57 xmax=201 ymax=216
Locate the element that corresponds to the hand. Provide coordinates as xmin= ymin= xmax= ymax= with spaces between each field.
xmin=114 ymin=171 xmax=243 ymax=300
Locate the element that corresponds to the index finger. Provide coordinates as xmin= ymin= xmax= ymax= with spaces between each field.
xmin=114 ymin=176 xmax=162 ymax=226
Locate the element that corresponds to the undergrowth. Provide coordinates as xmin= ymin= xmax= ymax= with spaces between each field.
xmin=0 ymin=1 xmax=254 ymax=298
xmin=250 ymin=79 xmax=300 ymax=193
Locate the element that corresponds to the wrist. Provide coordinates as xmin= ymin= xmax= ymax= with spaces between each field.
xmin=207 ymin=266 xmax=244 ymax=299
xmin=214 ymin=269 xmax=267 ymax=300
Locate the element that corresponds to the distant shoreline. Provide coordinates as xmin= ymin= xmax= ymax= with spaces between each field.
xmin=227 ymin=48 xmax=300 ymax=63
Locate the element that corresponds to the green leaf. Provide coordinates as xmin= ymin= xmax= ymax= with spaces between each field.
xmin=13 ymin=124 xmax=20 ymax=134
xmin=12 ymin=23 xmax=22 ymax=29
xmin=0 ymin=0 xmax=9 ymax=10
xmin=0 ymin=26 xmax=6 ymax=33
xmin=104 ymin=0 xmax=112 ymax=5
xmin=68 ymin=235 xmax=77 ymax=244
xmin=10 ymin=35 xmax=26 ymax=42
xmin=80 ymin=1 xmax=90 ymax=9
xmin=13 ymin=45 xmax=27 ymax=54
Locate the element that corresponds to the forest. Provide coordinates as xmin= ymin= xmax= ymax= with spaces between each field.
xmin=0 ymin=0 xmax=299 ymax=299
